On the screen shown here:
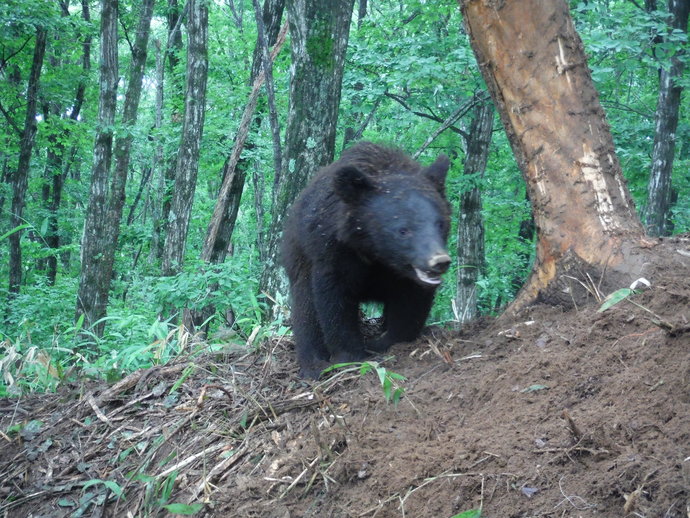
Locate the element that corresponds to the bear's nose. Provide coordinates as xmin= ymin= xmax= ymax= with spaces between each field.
xmin=428 ymin=253 xmax=451 ymax=274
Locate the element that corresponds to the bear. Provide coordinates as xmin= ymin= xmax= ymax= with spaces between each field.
xmin=281 ymin=142 xmax=451 ymax=379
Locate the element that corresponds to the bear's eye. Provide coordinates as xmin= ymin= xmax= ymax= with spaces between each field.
xmin=398 ymin=227 xmax=411 ymax=238
xmin=436 ymin=220 xmax=446 ymax=232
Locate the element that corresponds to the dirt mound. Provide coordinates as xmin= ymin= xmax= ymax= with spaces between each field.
xmin=1 ymin=238 xmax=689 ymax=517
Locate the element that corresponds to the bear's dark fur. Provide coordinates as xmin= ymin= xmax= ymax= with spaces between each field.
xmin=281 ymin=142 xmax=451 ymax=378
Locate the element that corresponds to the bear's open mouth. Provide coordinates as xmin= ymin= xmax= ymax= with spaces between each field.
xmin=414 ymin=267 xmax=442 ymax=285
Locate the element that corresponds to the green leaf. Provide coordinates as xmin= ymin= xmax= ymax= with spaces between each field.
xmin=0 ymin=223 xmax=32 ymax=241
xmin=82 ymin=479 xmax=123 ymax=497
xmin=598 ymin=288 xmax=634 ymax=312
xmin=169 ymin=364 xmax=195 ymax=394
xmin=450 ymin=510 xmax=482 ymax=518
xmin=162 ymin=502 xmax=204 ymax=514
xmin=520 ymin=384 xmax=549 ymax=393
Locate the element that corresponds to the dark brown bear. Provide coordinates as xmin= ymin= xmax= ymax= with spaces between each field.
xmin=281 ymin=142 xmax=451 ymax=378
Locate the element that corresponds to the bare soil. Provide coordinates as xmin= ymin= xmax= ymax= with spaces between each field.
xmin=1 ymin=237 xmax=689 ymax=517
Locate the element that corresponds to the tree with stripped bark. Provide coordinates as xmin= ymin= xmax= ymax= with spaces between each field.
xmin=460 ymin=0 xmax=653 ymax=314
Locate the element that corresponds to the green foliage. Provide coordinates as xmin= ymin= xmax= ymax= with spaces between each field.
xmin=598 ymin=287 xmax=636 ymax=312
xmin=82 ymin=479 xmax=123 ymax=498
xmin=128 ymin=470 xmax=203 ymax=515
xmin=450 ymin=510 xmax=482 ymax=518
xmin=162 ymin=502 xmax=205 ymax=515
xmin=323 ymin=360 xmax=406 ymax=405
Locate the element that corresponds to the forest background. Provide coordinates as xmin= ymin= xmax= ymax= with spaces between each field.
xmin=1 ymin=0 xmax=688 ymax=395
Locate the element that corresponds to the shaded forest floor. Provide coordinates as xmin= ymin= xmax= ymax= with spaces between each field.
xmin=1 ymin=237 xmax=689 ymax=517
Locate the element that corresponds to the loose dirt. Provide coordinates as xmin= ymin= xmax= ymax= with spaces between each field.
xmin=1 ymin=237 xmax=689 ymax=517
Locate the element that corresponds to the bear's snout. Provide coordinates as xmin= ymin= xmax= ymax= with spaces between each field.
xmin=428 ymin=253 xmax=451 ymax=274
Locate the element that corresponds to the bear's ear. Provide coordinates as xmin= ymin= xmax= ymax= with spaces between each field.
xmin=423 ymin=154 xmax=450 ymax=193
xmin=334 ymin=165 xmax=375 ymax=203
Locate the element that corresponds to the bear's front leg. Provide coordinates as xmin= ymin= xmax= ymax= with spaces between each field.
xmin=369 ymin=283 xmax=436 ymax=352
xmin=289 ymin=274 xmax=331 ymax=378
xmin=310 ymin=267 xmax=367 ymax=364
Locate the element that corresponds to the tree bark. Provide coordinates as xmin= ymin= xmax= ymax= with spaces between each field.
xmin=8 ymin=27 xmax=47 ymax=295
xmin=460 ymin=0 xmax=647 ymax=314
xmin=76 ymin=0 xmax=154 ymax=335
xmin=252 ymin=0 xmax=283 ymax=181
xmin=93 ymin=0 xmax=155 ymax=320
xmin=154 ymin=0 xmax=187 ymax=260
xmin=644 ymin=0 xmax=690 ymax=236
xmin=76 ymin=0 xmax=118 ymax=332
xmin=161 ymin=0 xmax=209 ymax=277
xmin=260 ymin=0 xmax=355 ymax=302
xmin=456 ymin=99 xmax=493 ymax=325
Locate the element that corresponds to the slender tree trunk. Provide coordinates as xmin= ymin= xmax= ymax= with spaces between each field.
xmin=40 ymin=115 xmax=63 ymax=281
xmin=252 ymin=0 xmax=283 ymax=181
xmin=357 ymin=0 xmax=367 ymax=27
xmin=460 ymin=0 xmax=647 ymax=314
xmin=260 ymin=0 xmax=355 ymax=302
xmin=127 ymin=166 xmax=153 ymax=226
xmin=76 ymin=0 xmax=118 ymax=332
xmin=8 ymin=27 xmax=47 ymax=295
xmin=644 ymin=0 xmax=689 ymax=236
xmin=150 ymin=39 xmax=166 ymax=263
xmin=155 ymin=0 xmax=187 ymax=261
xmin=41 ymin=0 xmax=92 ymax=285
xmin=250 ymin=0 xmax=287 ymax=90
xmin=456 ymin=99 xmax=493 ymax=325
xmin=161 ymin=0 xmax=209 ymax=277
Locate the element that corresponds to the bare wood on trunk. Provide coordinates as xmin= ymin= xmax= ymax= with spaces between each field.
xmin=460 ymin=0 xmax=648 ymax=314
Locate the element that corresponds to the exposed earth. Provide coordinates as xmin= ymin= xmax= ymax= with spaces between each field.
xmin=1 ymin=236 xmax=689 ymax=517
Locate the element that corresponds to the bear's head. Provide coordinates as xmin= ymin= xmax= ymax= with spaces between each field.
xmin=334 ymin=155 xmax=451 ymax=287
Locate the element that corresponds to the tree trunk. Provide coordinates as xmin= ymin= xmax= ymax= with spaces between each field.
xmin=161 ymin=0 xmax=209 ymax=277
xmin=154 ymin=0 xmax=187 ymax=261
xmin=97 ymin=0 xmax=155 ymax=306
xmin=252 ymin=0 xmax=283 ymax=182
xmin=460 ymin=0 xmax=647 ymax=314
xmin=76 ymin=0 xmax=118 ymax=333
xmin=250 ymin=0 xmax=287 ymax=89
xmin=149 ymin=39 xmax=166 ymax=263
xmin=260 ymin=0 xmax=355 ymax=303
xmin=8 ymin=27 xmax=47 ymax=295
xmin=41 ymin=1 xmax=91 ymax=285
xmin=456 ymin=99 xmax=493 ymax=325
xmin=644 ymin=0 xmax=689 ymax=236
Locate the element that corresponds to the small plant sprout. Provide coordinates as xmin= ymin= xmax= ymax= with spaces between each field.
xmin=322 ymin=360 xmax=406 ymax=405
xmin=598 ymin=278 xmax=650 ymax=312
